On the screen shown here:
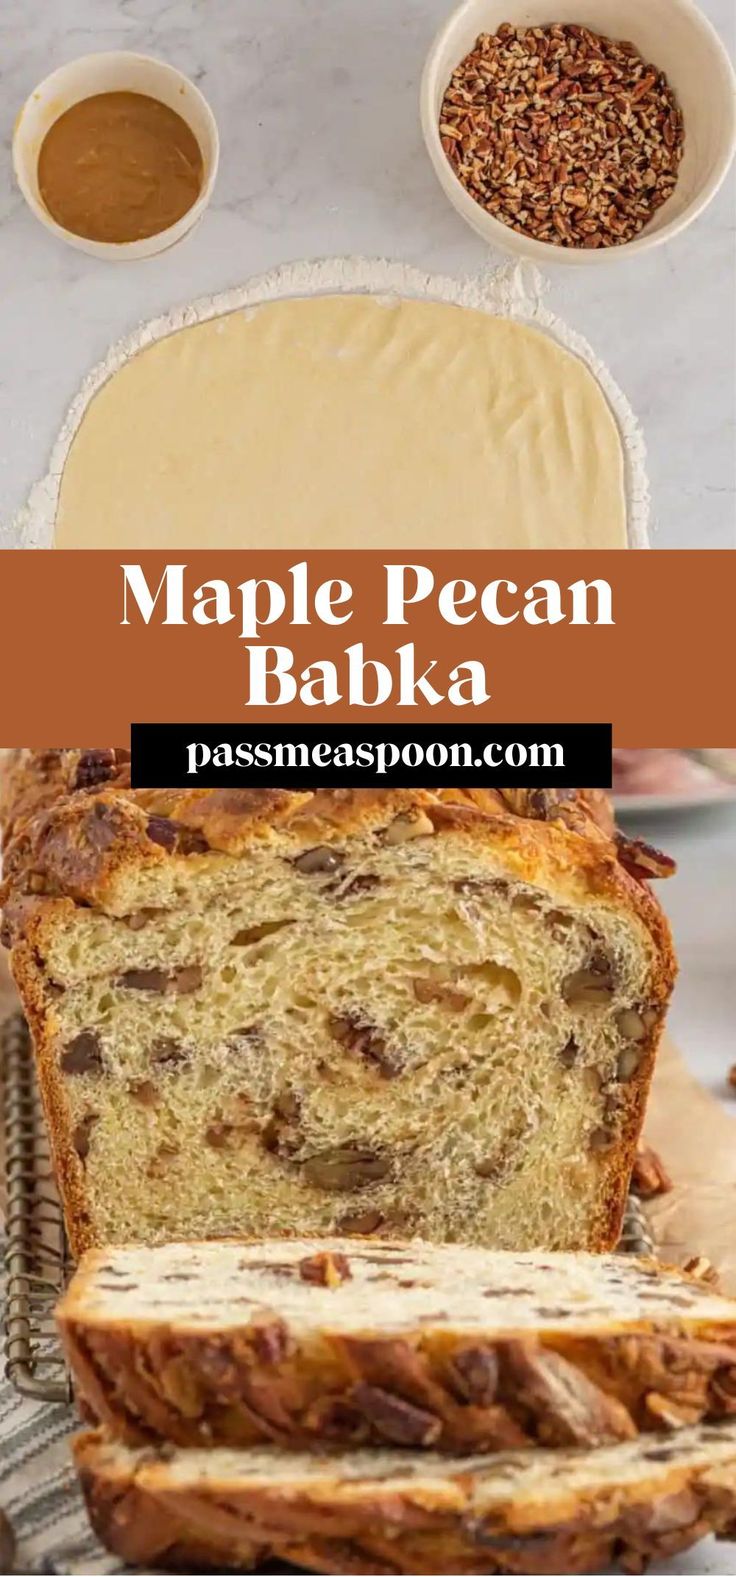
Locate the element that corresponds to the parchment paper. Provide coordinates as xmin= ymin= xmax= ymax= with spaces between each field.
xmin=643 ymin=1035 xmax=736 ymax=1293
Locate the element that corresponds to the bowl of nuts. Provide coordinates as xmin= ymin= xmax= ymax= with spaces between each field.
xmin=421 ymin=0 xmax=736 ymax=261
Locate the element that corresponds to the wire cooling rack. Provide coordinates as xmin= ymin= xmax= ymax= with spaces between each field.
xmin=3 ymin=1012 xmax=72 ymax=1403
xmin=2 ymin=1010 xmax=655 ymax=1405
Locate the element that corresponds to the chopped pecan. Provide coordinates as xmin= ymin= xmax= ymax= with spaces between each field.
xmin=248 ymin=1315 xmax=292 ymax=1365
xmin=500 ymin=1341 xmax=636 ymax=1446
xmin=262 ymin=1120 xmax=298 ymax=1158
xmin=299 ymin=1251 xmax=352 ymax=1287
xmin=500 ymin=789 xmax=576 ymax=822
xmin=262 ymin=1092 xmax=302 ymax=1157
xmin=74 ymin=749 xmax=119 ymax=790
xmin=302 ymin=1146 xmax=390 ymax=1191
xmin=61 ymin=1031 xmax=103 ymax=1076
xmin=118 ymin=967 xmax=169 ymax=992
xmin=728 ymin=1064 xmax=736 ymax=1093
xmin=303 ymin=1395 xmax=369 ymax=1442
xmin=128 ymin=1079 xmax=159 ymax=1107
xmin=412 ymin=977 xmax=469 ymax=1011
xmin=558 ymin=1037 xmax=579 ymax=1069
xmin=204 ymin=1116 xmax=254 ymax=1150
xmin=231 ymin=919 xmax=293 ymax=945
xmin=453 ymin=876 xmax=509 ymax=898
xmin=193 ymin=1326 xmax=294 ymax=1434
xmin=350 ymin=1383 xmax=441 ymax=1446
xmin=631 ymin=1145 xmax=673 ymax=1199
xmin=617 ymin=1045 xmax=644 ymax=1083
xmin=474 ymin=1151 xmax=513 ymax=1181
xmin=229 ymin=1025 xmax=263 ymax=1048
xmin=145 ymin=1143 xmax=179 ymax=1178
xmin=337 ymin=1208 xmax=385 ymax=1236
xmin=204 ymin=1121 xmax=233 ymax=1149
xmin=85 ymin=801 xmax=121 ymax=851
xmin=169 ymin=965 xmax=202 ymax=994
xmin=117 ymin=965 xmax=202 ymax=995
xmin=616 ymin=832 xmax=676 ymax=882
xmin=125 ymin=907 xmax=166 ymax=931
xmin=328 ymin=1013 xmax=403 ymax=1078
xmin=383 ymin=811 xmax=434 ymax=845
xmin=511 ymin=890 xmax=543 ymax=915
xmin=563 ymin=951 xmax=615 ymax=1006
xmin=177 ymin=827 xmax=210 ymax=855
xmin=195 ymin=1339 xmax=246 ymax=1401
xmin=683 ymin=1255 xmax=720 ymax=1287
xmin=616 ymin=1008 xmax=649 ymax=1042
xmin=146 ymin=816 xmax=208 ymax=853
xmin=72 ymin=1113 xmax=99 ymax=1162
xmin=337 ymin=1332 xmax=481 ymax=1449
xmin=158 ymin=1356 xmax=204 ymax=1419
xmin=293 ymin=845 xmax=344 ymax=875
xmin=150 ymin=1038 xmax=190 ymax=1068
xmin=589 ymin=1125 xmax=617 ymax=1151
xmin=609 ymin=1333 xmax=736 ymax=1416
xmin=333 ymin=872 xmax=381 ymax=899
xmin=449 ymin=1345 xmax=499 ymax=1406
xmin=273 ymin=1090 xmax=301 ymax=1122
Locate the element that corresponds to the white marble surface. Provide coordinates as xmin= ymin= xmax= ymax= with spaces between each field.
xmin=0 ymin=0 xmax=734 ymax=547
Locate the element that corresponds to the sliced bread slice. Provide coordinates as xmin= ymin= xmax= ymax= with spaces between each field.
xmin=73 ymin=1421 xmax=736 ymax=1575
xmin=57 ymin=1238 xmax=736 ymax=1452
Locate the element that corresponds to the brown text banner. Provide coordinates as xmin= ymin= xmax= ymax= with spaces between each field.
xmin=0 ymin=551 xmax=731 ymax=745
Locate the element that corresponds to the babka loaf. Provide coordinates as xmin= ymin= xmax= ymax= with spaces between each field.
xmin=57 ymin=1238 xmax=736 ymax=1454
xmin=0 ymin=755 xmax=676 ymax=1255
xmin=73 ymin=1422 xmax=736 ymax=1574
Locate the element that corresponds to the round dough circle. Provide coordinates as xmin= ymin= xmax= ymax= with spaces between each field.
xmin=54 ymin=294 xmax=626 ymax=549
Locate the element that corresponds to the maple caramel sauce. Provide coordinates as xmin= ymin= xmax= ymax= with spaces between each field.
xmin=37 ymin=90 xmax=203 ymax=244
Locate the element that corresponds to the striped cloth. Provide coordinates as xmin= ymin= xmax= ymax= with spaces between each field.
xmin=0 ymin=1239 xmax=127 ymax=1576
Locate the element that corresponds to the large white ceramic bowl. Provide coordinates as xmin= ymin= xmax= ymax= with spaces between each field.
xmin=421 ymin=0 xmax=736 ymax=264
xmin=13 ymin=52 xmax=219 ymax=261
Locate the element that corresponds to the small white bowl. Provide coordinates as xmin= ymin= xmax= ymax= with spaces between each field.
xmin=13 ymin=51 xmax=219 ymax=260
xmin=421 ymin=0 xmax=736 ymax=264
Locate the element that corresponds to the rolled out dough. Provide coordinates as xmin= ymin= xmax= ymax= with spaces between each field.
xmin=54 ymin=293 xmax=627 ymax=549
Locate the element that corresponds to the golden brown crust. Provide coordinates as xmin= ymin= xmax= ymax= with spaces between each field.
xmin=58 ymin=1252 xmax=736 ymax=1454
xmin=0 ymin=761 xmax=674 ymax=954
xmin=0 ymin=758 xmax=677 ymax=1258
xmin=72 ymin=1426 xmax=736 ymax=1575
xmin=0 ymin=754 xmax=664 ymax=910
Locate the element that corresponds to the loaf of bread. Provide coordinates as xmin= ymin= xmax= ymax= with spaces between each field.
xmin=0 ymin=754 xmax=676 ymax=1256
xmin=73 ymin=1422 xmax=736 ymax=1574
xmin=57 ymin=1237 xmax=736 ymax=1453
